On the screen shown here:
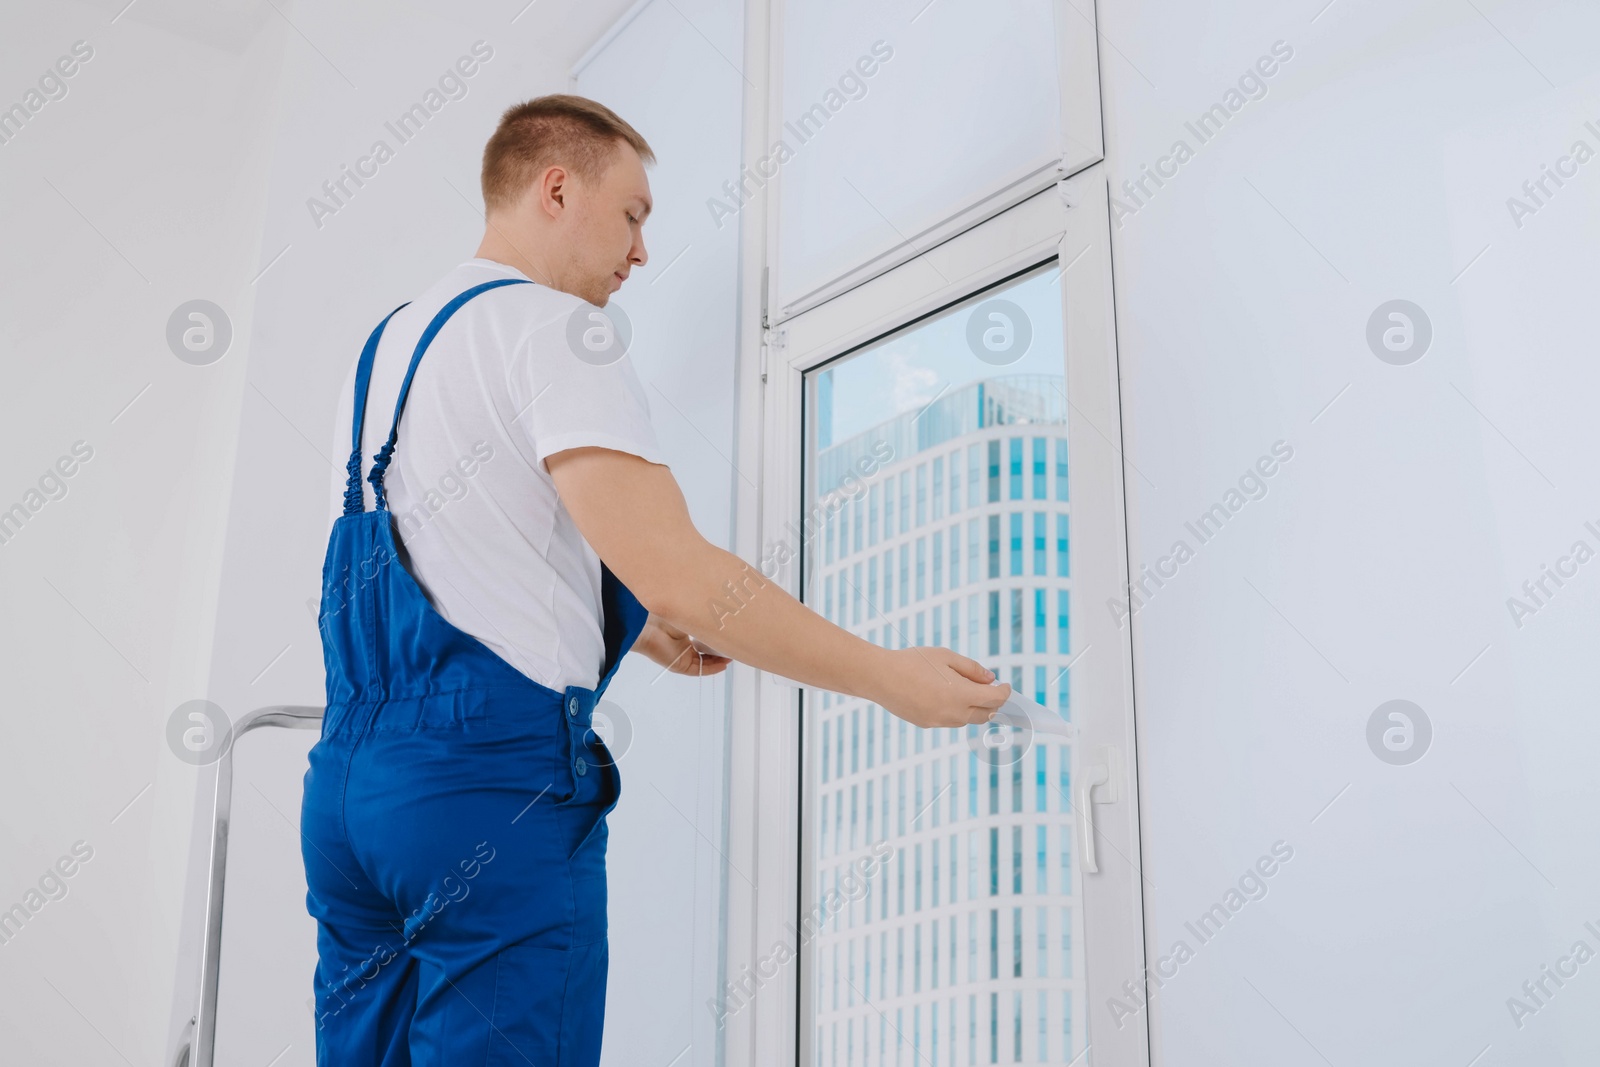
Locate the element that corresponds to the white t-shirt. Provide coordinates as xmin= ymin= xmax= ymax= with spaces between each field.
xmin=326 ymin=258 xmax=665 ymax=691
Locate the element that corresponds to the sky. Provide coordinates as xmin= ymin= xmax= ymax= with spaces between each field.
xmin=813 ymin=261 xmax=1068 ymax=447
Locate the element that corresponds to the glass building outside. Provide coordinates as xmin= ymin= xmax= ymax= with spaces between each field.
xmin=801 ymin=271 xmax=1084 ymax=1067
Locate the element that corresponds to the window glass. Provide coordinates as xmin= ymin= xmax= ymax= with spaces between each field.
xmin=803 ymin=267 xmax=1080 ymax=1064
xmin=775 ymin=0 xmax=1062 ymax=315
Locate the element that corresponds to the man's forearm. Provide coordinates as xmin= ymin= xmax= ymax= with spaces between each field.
xmin=651 ymin=540 xmax=894 ymax=701
xmin=547 ymin=447 xmax=1003 ymax=725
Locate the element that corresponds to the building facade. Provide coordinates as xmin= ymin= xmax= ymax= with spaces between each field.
xmin=806 ymin=375 xmax=1084 ymax=1065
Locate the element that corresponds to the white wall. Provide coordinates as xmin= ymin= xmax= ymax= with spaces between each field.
xmin=1099 ymin=0 xmax=1600 ymax=1063
xmin=0 ymin=3 xmax=289 ymax=1064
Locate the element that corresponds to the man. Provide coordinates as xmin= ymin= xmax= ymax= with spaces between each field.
xmin=301 ymin=94 xmax=1007 ymax=1066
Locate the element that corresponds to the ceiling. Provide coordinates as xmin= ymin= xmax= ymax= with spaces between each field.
xmin=522 ymin=0 xmax=652 ymax=75
xmin=66 ymin=0 xmax=653 ymax=71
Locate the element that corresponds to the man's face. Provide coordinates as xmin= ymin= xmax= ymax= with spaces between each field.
xmin=563 ymin=141 xmax=651 ymax=307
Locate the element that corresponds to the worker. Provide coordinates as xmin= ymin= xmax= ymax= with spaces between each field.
xmin=299 ymin=93 xmax=1008 ymax=1067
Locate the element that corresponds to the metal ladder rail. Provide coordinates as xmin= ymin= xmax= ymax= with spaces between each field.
xmin=171 ymin=705 xmax=325 ymax=1067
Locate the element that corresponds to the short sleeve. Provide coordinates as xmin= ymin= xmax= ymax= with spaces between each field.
xmin=508 ymin=298 xmax=667 ymax=470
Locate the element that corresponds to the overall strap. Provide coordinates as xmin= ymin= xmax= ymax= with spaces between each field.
xmin=343 ymin=302 xmax=411 ymax=515
xmin=594 ymin=563 xmax=648 ymax=696
xmin=366 ymin=278 xmax=532 ymax=511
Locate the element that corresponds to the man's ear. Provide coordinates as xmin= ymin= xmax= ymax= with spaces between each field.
xmin=539 ymin=165 xmax=568 ymax=215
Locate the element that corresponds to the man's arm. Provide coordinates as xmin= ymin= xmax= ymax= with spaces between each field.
xmin=547 ymin=447 xmax=1008 ymax=729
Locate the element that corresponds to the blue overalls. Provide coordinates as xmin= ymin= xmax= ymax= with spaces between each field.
xmin=300 ymin=279 xmax=648 ymax=1066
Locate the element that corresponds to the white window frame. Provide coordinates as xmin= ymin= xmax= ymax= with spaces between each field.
xmin=722 ymin=168 xmax=1151 ymax=1067
xmin=761 ymin=0 xmax=1106 ymax=324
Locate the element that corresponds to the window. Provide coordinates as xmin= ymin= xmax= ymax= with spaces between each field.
xmin=1058 ymin=747 xmax=1071 ymax=815
xmin=968 ymin=519 xmax=982 ymax=584
xmin=1011 ymin=828 xmax=1023 ymax=895
xmin=1055 ymin=439 xmax=1068 ymax=501
xmin=851 ymin=710 xmax=860 ymax=775
xmin=949 ymin=450 xmax=961 ymax=514
xmin=988 ymin=835 xmax=999 ymax=899
xmin=1010 ymin=589 xmax=1023 ymax=654
xmin=1057 ymin=590 xmax=1070 ymax=655
xmin=916 ymin=463 xmax=928 ymax=526
xmin=790 ymin=245 xmax=1137 ymax=1067
xmin=967 ymin=445 xmax=982 ymax=510
xmin=1008 ymin=437 xmax=1023 ymax=501
xmin=1035 ymin=750 xmax=1048 ymax=816
xmin=1034 ymin=591 xmax=1046 ymax=654
xmin=773 ymin=0 xmax=1069 ymax=317
xmin=987 ymin=592 xmax=1000 ymax=656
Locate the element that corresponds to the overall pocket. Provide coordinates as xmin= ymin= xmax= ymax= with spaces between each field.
xmin=474 ymin=702 xmax=573 ymax=808
xmin=587 ymin=731 xmax=622 ymax=814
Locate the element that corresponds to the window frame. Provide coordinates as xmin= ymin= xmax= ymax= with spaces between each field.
xmin=761 ymin=0 xmax=1106 ymax=324
xmin=723 ymin=169 xmax=1152 ymax=1067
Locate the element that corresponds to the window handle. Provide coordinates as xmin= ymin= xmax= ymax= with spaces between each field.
xmin=1080 ymin=750 xmax=1115 ymax=874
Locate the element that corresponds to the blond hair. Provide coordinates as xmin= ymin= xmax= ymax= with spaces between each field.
xmin=480 ymin=94 xmax=655 ymax=215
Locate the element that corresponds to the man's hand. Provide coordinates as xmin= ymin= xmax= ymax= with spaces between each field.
xmin=872 ymin=648 xmax=1009 ymax=729
xmin=632 ymin=615 xmax=731 ymax=677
